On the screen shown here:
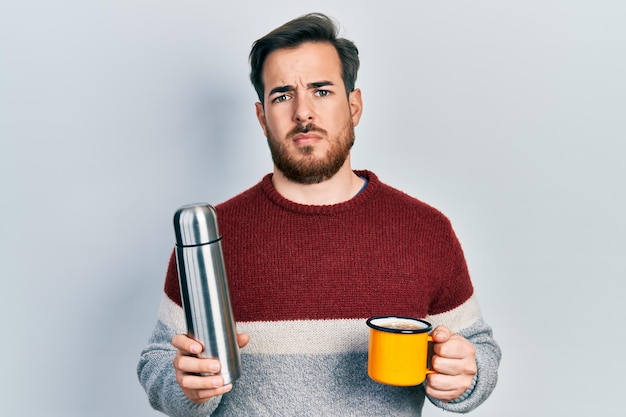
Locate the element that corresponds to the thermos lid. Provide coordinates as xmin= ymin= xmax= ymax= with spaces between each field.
xmin=173 ymin=203 xmax=220 ymax=246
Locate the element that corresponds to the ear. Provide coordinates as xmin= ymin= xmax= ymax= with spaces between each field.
xmin=348 ymin=88 xmax=363 ymax=127
xmin=255 ymin=102 xmax=268 ymax=137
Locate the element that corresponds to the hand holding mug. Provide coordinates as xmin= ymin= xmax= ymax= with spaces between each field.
xmin=426 ymin=325 xmax=477 ymax=402
xmin=366 ymin=316 xmax=477 ymax=402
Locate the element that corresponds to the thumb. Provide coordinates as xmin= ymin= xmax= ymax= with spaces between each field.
xmin=431 ymin=325 xmax=452 ymax=343
xmin=236 ymin=333 xmax=250 ymax=348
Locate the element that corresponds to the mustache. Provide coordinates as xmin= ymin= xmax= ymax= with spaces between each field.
xmin=287 ymin=123 xmax=327 ymax=138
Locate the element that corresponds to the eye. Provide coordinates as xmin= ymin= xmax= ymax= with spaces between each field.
xmin=272 ymin=94 xmax=290 ymax=103
xmin=315 ymin=89 xmax=330 ymax=97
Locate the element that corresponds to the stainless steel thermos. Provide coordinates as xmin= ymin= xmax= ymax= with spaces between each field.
xmin=173 ymin=203 xmax=241 ymax=384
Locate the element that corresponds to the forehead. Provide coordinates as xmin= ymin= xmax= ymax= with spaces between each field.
xmin=262 ymin=42 xmax=344 ymax=90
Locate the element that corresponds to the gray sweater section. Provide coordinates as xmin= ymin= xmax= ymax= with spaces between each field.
xmin=137 ymin=318 xmax=500 ymax=416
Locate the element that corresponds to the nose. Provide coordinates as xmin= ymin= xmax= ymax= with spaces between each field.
xmin=293 ymin=95 xmax=314 ymax=124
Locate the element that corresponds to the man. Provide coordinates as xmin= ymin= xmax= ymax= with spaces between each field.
xmin=138 ymin=12 xmax=501 ymax=417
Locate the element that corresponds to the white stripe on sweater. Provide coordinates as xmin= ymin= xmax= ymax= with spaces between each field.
xmin=158 ymin=294 xmax=481 ymax=355
xmin=426 ymin=295 xmax=482 ymax=333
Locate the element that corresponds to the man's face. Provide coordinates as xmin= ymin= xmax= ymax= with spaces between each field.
xmin=255 ymin=42 xmax=363 ymax=184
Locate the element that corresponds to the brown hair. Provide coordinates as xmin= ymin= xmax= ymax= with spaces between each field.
xmin=249 ymin=13 xmax=360 ymax=105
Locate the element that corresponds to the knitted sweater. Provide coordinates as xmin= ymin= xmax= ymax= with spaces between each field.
xmin=137 ymin=170 xmax=501 ymax=417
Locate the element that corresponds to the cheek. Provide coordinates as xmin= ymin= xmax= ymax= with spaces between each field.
xmin=264 ymin=112 xmax=291 ymax=136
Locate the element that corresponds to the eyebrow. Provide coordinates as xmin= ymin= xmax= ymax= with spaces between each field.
xmin=268 ymin=81 xmax=335 ymax=96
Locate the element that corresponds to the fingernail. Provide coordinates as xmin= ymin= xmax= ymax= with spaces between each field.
xmin=190 ymin=343 xmax=201 ymax=354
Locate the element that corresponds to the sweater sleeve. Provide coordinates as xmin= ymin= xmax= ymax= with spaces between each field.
xmin=426 ymin=316 xmax=501 ymax=413
xmin=136 ymin=303 xmax=223 ymax=417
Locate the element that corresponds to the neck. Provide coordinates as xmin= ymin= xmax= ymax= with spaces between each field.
xmin=271 ymin=159 xmax=365 ymax=205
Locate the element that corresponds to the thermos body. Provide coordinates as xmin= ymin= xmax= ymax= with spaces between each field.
xmin=173 ymin=203 xmax=241 ymax=384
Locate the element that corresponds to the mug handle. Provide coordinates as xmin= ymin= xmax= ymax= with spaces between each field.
xmin=426 ymin=335 xmax=436 ymax=375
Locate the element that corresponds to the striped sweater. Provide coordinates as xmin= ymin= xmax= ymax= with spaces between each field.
xmin=138 ymin=170 xmax=500 ymax=416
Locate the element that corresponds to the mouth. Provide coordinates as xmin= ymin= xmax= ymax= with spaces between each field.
xmin=291 ymin=129 xmax=327 ymax=148
xmin=292 ymin=133 xmax=322 ymax=145
xmin=288 ymin=124 xmax=326 ymax=146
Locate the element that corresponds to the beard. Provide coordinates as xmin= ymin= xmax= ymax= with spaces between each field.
xmin=266 ymin=120 xmax=355 ymax=184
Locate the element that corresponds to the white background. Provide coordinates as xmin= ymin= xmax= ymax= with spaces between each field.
xmin=1 ymin=1 xmax=624 ymax=416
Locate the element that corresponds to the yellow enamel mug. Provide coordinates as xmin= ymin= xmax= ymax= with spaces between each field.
xmin=366 ymin=316 xmax=435 ymax=386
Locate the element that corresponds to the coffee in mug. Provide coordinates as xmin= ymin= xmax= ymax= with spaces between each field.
xmin=366 ymin=316 xmax=435 ymax=386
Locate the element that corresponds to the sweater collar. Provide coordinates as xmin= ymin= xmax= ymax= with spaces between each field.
xmin=260 ymin=170 xmax=380 ymax=215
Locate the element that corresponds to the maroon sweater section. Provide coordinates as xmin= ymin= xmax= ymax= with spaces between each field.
xmin=164 ymin=170 xmax=473 ymax=322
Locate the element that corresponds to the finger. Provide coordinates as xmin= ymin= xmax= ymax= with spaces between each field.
xmin=426 ymin=373 xmax=473 ymax=402
xmin=433 ymin=334 xmax=476 ymax=360
xmin=172 ymin=334 xmax=204 ymax=355
xmin=177 ymin=372 xmax=225 ymax=391
xmin=174 ymin=353 xmax=221 ymax=375
xmin=431 ymin=355 xmax=477 ymax=376
xmin=184 ymin=383 xmax=233 ymax=404
xmin=425 ymin=383 xmax=463 ymax=402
